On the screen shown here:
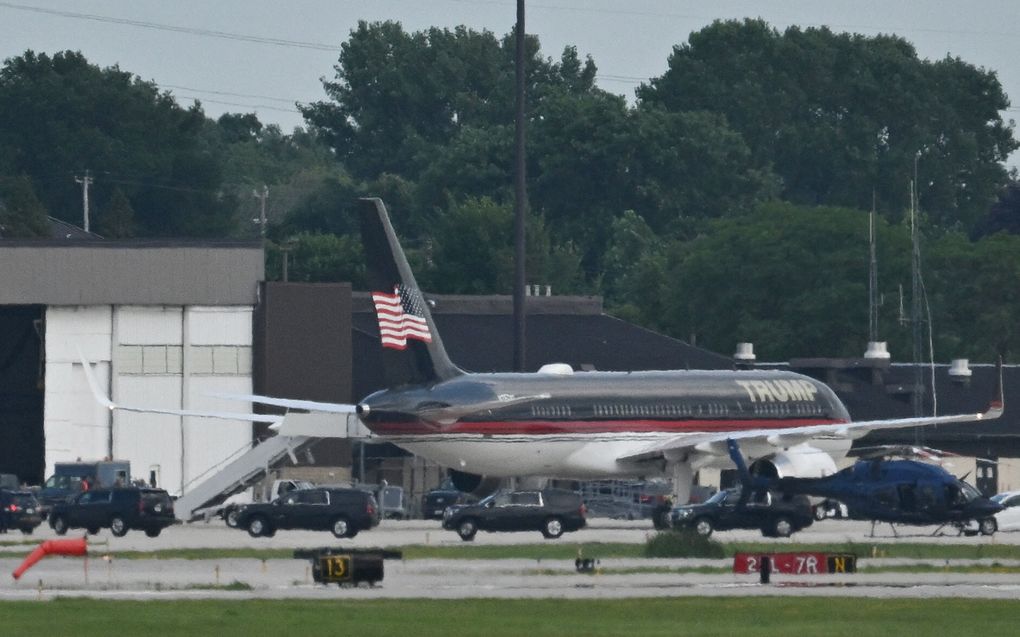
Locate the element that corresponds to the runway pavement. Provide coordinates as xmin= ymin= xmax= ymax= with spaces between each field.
xmin=2 ymin=518 xmax=1019 ymax=600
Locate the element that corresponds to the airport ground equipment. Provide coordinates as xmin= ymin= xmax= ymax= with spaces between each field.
xmin=173 ymin=435 xmax=315 ymax=522
xmin=294 ymin=547 xmax=402 ymax=587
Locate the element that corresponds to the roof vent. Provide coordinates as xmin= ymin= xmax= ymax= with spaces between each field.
xmin=864 ymin=341 xmax=891 ymax=360
xmin=948 ymin=358 xmax=972 ymax=378
xmin=733 ymin=342 xmax=756 ymax=362
xmin=537 ymin=363 xmax=574 ymax=375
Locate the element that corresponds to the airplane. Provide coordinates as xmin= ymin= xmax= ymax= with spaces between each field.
xmin=81 ymin=197 xmax=1005 ymax=521
xmin=725 ymin=438 xmax=1005 ymax=536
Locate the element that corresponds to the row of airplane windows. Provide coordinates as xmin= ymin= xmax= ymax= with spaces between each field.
xmin=529 ymin=402 xmax=822 ymax=419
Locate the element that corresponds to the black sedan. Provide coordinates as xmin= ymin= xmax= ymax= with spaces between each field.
xmin=442 ymin=489 xmax=587 ymax=541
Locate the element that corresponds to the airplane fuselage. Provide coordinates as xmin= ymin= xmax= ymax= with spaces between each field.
xmin=357 ymin=368 xmax=853 ymax=478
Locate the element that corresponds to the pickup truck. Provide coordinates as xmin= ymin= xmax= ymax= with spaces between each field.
xmin=669 ymin=487 xmax=814 ymax=538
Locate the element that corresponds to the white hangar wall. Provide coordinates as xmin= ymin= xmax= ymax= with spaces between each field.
xmin=45 ymin=305 xmax=256 ymax=496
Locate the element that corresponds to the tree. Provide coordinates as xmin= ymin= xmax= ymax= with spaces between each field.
xmin=0 ymin=176 xmax=50 ymax=237
xmin=94 ymin=187 xmax=135 ymax=238
xmin=657 ymin=202 xmax=912 ymax=360
xmin=638 ymin=20 xmax=1018 ymax=233
xmin=301 ymin=21 xmax=598 ymax=181
xmin=0 ymin=50 xmax=238 ymax=237
xmin=264 ymin=233 xmax=364 ymax=285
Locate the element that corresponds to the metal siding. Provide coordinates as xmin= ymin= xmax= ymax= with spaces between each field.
xmin=183 ymin=376 xmax=255 ymax=494
xmin=114 ymin=375 xmax=183 ymax=494
xmin=45 ymin=306 xmax=112 ymax=363
xmin=188 ymin=307 xmax=253 ymax=346
xmin=117 ymin=306 xmax=184 ymax=344
xmin=0 ymin=245 xmax=262 ymax=305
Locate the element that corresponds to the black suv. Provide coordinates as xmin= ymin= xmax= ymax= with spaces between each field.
xmin=1 ymin=490 xmax=43 ymax=534
xmin=235 ymin=487 xmax=380 ymax=538
xmin=442 ymin=489 xmax=587 ymax=541
xmin=421 ymin=483 xmax=475 ymax=520
xmin=49 ymin=487 xmax=176 ymax=537
xmin=669 ymin=487 xmax=813 ymax=538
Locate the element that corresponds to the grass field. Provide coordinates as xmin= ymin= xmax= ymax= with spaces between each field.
xmin=2 ymin=598 xmax=1020 ymax=636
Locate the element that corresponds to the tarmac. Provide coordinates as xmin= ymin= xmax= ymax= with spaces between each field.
xmin=2 ymin=518 xmax=1019 ymax=600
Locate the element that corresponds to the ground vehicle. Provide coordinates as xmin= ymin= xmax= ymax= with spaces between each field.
xmin=670 ymin=487 xmax=814 ymax=538
xmin=991 ymin=491 xmax=1020 ymax=531
xmin=442 ymin=489 xmax=587 ymax=541
xmin=219 ymin=479 xmax=314 ymax=527
xmin=36 ymin=460 xmax=131 ymax=513
xmin=234 ymin=487 xmax=380 ymax=538
xmin=49 ymin=487 xmax=176 ymax=537
xmin=0 ymin=490 xmax=43 ymax=534
xmin=421 ymin=482 xmax=475 ymax=520
xmin=579 ymin=480 xmax=673 ymax=521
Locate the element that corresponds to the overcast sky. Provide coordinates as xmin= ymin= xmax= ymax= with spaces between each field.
xmin=2 ymin=1 xmax=1018 ymax=167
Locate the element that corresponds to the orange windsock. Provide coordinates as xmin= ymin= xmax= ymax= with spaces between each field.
xmin=12 ymin=537 xmax=88 ymax=579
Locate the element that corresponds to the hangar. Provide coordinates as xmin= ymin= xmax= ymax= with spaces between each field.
xmin=0 ymin=238 xmax=263 ymax=492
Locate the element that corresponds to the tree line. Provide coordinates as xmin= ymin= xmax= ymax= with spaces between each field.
xmin=1 ymin=19 xmax=1019 ymax=362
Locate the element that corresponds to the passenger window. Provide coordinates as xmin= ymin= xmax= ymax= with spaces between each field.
xmin=513 ymin=492 xmax=541 ymax=506
xmin=492 ymin=493 xmax=512 ymax=507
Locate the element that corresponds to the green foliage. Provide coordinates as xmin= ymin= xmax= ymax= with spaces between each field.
xmin=95 ymin=187 xmax=136 ymax=238
xmin=654 ymin=202 xmax=913 ymax=360
xmin=644 ymin=529 xmax=726 ymax=558
xmin=639 ymin=19 xmax=1017 ymax=234
xmin=264 ymin=233 xmax=364 ymax=285
xmin=0 ymin=175 xmax=50 ymax=237
xmin=0 ymin=50 xmax=237 ymax=237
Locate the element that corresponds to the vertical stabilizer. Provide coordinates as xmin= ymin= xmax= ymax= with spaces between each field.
xmin=359 ymin=198 xmax=461 ymax=385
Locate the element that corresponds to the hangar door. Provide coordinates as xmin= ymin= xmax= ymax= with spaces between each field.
xmin=0 ymin=305 xmax=44 ymax=484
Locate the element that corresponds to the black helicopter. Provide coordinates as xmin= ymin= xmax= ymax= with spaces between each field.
xmin=727 ymin=439 xmax=1004 ymax=536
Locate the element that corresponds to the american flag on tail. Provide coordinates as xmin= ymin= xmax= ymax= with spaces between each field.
xmin=372 ymin=285 xmax=433 ymax=350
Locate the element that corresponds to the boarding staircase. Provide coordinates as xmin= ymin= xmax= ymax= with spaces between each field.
xmin=172 ymin=412 xmax=372 ymax=521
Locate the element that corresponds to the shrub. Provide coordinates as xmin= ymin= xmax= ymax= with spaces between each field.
xmin=644 ymin=530 xmax=726 ymax=558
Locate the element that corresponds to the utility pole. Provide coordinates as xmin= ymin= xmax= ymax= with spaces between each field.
xmin=75 ymin=171 xmax=93 ymax=232
xmin=513 ymin=0 xmax=528 ymax=372
xmin=253 ymin=185 xmax=269 ymax=240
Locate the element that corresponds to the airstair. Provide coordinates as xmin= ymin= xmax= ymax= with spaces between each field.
xmin=173 ymin=412 xmax=372 ymax=521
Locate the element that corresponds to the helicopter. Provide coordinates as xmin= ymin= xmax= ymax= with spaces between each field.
xmin=726 ymin=439 xmax=1004 ymax=536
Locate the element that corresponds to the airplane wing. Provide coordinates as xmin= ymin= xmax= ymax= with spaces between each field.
xmin=618 ymin=397 xmax=1004 ymax=464
xmin=79 ymin=352 xmax=284 ymax=425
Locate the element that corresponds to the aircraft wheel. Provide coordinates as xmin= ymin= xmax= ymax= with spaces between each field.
xmin=771 ymin=516 xmax=794 ymax=538
xmin=457 ymin=518 xmax=478 ymax=541
xmin=979 ymin=517 xmax=998 ymax=536
xmin=693 ymin=517 xmax=714 ymax=537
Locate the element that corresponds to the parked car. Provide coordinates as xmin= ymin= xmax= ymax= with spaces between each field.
xmin=670 ymin=487 xmax=814 ymax=538
xmin=991 ymin=491 xmax=1020 ymax=531
xmin=963 ymin=490 xmax=1020 ymax=535
xmin=49 ymin=487 xmax=176 ymax=537
xmin=442 ymin=488 xmax=587 ymax=541
xmin=421 ymin=483 xmax=475 ymax=520
xmin=234 ymin=487 xmax=380 ymax=538
xmin=0 ymin=489 xmax=43 ymax=534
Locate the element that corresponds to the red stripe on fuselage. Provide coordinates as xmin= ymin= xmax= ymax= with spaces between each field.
xmin=366 ymin=418 xmax=847 ymax=436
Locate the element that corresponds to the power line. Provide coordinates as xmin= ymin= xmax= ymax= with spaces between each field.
xmin=160 ymin=84 xmax=300 ymax=105
xmin=0 ymin=1 xmax=341 ymax=51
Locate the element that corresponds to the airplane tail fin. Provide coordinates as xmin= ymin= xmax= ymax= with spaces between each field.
xmin=359 ymin=197 xmax=461 ymax=386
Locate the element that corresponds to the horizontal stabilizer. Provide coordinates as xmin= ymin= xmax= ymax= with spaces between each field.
xmin=205 ymin=392 xmax=357 ymax=414
xmin=78 ymin=350 xmax=283 ymax=425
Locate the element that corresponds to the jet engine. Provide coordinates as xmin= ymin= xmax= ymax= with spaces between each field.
xmin=448 ymin=469 xmax=502 ymax=497
xmin=750 ymin=445 xmax=838 ymax=480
